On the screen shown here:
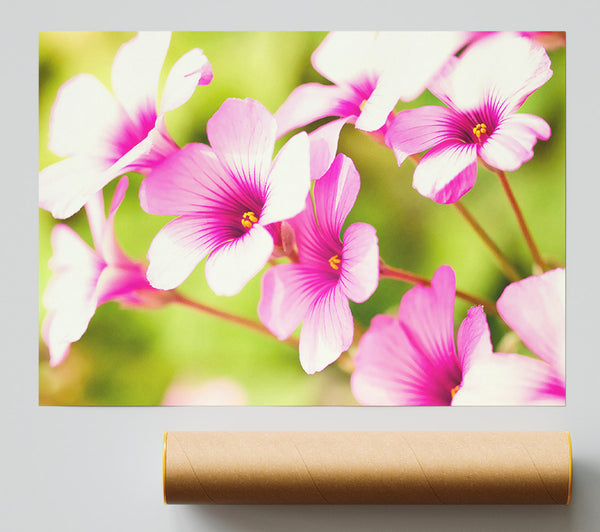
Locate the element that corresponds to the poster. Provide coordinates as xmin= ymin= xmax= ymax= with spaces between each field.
xmin=39 ymin=31 xmax=565 ymax=405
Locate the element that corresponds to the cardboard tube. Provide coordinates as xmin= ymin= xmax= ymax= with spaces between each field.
xmin=163 ymin=431 xmax=572 ymax=505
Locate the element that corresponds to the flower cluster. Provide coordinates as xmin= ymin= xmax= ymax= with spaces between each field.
xmin=39 ymin=31 xmax=565 ymax=405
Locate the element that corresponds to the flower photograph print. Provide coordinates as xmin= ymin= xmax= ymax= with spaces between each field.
xmin=39 ymin=31 xmax=565 ymax=405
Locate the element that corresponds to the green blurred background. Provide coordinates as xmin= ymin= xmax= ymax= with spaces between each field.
xmin=39 ymin=32 xmax=565 ymax=405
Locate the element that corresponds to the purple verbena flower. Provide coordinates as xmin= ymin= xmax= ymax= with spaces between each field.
xmin=42 ymin=178 xmax=164 ymax=366
xmin=276 ymin=31 xmax=468 ymax=179
xmin=39 ymin=31 xmax=213 ymax=219
xmin=258 ymin=154 xmax=379 ymax=374
xmin=351 ymin=266 xmax=565 ymax=405
xmin=385 ymin=33 xmax=553 ymax=204
xmin=140 ymin=98 xmax=311 ymax=296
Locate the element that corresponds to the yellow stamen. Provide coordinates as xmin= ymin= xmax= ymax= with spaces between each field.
xmin=241 ymin=211 xmax=258 ymax=229
xmin=472 ymin=123 xmax=488 ymax=139
xmin=450 ymin=384 xmax=461 ymax=399
xmin=328 ymin=254 xmax=341 ymax=270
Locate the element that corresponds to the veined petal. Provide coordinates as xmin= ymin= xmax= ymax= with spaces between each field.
xmin=205 ymin=224 xmax=274 ymax=296
xmin=456 ymin=306 xmax=493 ymax=376
xmin=339 ymin=222 xmax=379 ymax=303
xmin=355 ymin=32 xmax=467 ymax=131
xmin=351 ymin=314 xmax=457 ymax=406
xmin=290 ymin=196 xmax=336 ymax=268
xmin=146 ymin=216 xmax=218 ymax=290
xmin=275 ymin=83 xmax=352 ymax=138
xmin=111 ymin=31 xmax=170 ymax=124
xmin=314 ymin=154 xmax=360 ymax=244
xmin=140 ymin=143 xmax=235 ymax=216
xmin=497 ymin=268 xmax=565 ymax=380
xmin=398 ymin=265 xmax=462 ymax=384
xmin=453 ymin=353 xmax=565 ymax=406
xmin=385 ymin=106 xmax=462 ymax=166
xmin=160 ymin=48 xmax=213 ymax=114
xmin=298 ymin=284 xmax=353 ymax=374
xmin=307 ymin=117 xmax=350 ymax=180
xmin=479 ymin=113 xmax=551 ymax=171
xmin=258 ymin=264 xmax=332 ymax=340
xmin=48 ymin=73 xmax=125 ymax=160
xmin=413 ymin=142 xmax=478 ymax=204
xmin=207 ymin=98 xmax=276 ymax=196
xmin=431 ymin=34 xmax=552 ymax=113
xmin=260 ymin=132 xmax=311 ymax=225
xmin=312 ymin=32 xmax=381 ymax=87
xmin=39 ymin=157 xmax=109 ymax=219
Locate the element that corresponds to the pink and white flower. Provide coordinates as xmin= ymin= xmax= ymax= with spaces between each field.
xmin=276 ymin=31 xmax=468 ymax=179
xmin=41 ymin=178 xmax=164 ymax=366
xmin=351 ymin=265 xmax=565 ymax=405
xmin=258 ymin=154 xmax=379 ymax=374
xmin=385 ymin=33 xmax=553 ymax=204
xmin=497 ymin=268 xmax=565 ymax=388
xmin=39 ymin=31 xmax=213 ymax=219
xmin=140 ymin=98 xmax=311 ymax=296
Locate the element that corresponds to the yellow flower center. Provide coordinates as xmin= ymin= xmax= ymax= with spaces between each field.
xmin=241 ymin=211 xmax=258 ymax=229
xmin=328 ymin=254 xmax=341 ymax=270
xmin=450 ymin=384 xmax=461 ymax=399
xmin=472 ymin=123 xmax=488 ymax=139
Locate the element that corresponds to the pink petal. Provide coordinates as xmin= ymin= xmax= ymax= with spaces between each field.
xmin=260 ymin=132 xmax=311 ymax=226
xmin=398 ymin=265 xmax=462 ymax=383
xmin=258 ymin=264 xmax=331 ymax=341
xmin=289 ymin=196 xmax=335 ymax=268
xmin=146 ymin=216 xmax=217 ymax=290
xmin=413 ymin=142 xmax=478 ymax=204
xmin=456 ymin=306 xmax=493 ymax=375
xmin=307 ymin=117 xmax=349 ymax=180
xmin=205 ymin=224 xmax=274 ymax=296
xmin=354 ymin=32 xmax=468 ymax=131
xmin=479 ymin=113 xmax=551 ymax=171
xmin=385 ymin=106 xmax=461 ymax=166
xmin=314 ymin=154 xmax=360 ymax=244
xmin=207 ymin=98 xmax=276 ymax=193
xmin=312 ymin=32 xmax=380 ymax=87
xmin=111 ymin=32 xmax=170 ymax=124
xmin=42 ymin=225 xmax=104 ymax=366
xmin=160 ymin=48 xmax=213 ymax=114
xmin=453 ymin=353 xmax=565 ymax=406
xmin=100 ymin=177 xmax=132 ymax=265
xmin=95 ymin=263 xmax=150 ymax=306
xmin=351 ymin=315 xmax=457 ymax=406
xmin=298 ymin=284 xmax=353 ymax=374
xmin=497 ymin=268 xmax=565 ymax=380
xmin=139 ymin=143 xmax=229 ymax=216
xmin=431 ymin=34 xmax=552 ymax=113
xmin=48 ymin=73 xmax=125 ymax=160
xmin=275 ymin=83 xmax=351 ymax=138
xmin=39 ymin=157 xmax=110 ymax=219
xmin=120 ymin=114 xmax=179 ymax=173
xmin=339 ymin=222 xmax=379 ymax=303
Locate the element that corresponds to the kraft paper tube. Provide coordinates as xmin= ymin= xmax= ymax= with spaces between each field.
xmin=163 ymin=431 xmax=572 ymax=505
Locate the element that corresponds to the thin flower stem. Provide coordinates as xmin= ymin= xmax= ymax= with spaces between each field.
xmin=453 ymin=201 xmax=521 ymax=282
xmin=379 ymin=262 xmax=498 ymax=315
xmin=172 ymin=292 xmax=298 ymax=348
xmin=494 ymin=168 xmax=546 ymax=271
xmin=408 ymin=153 xmax=520 ymax=282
